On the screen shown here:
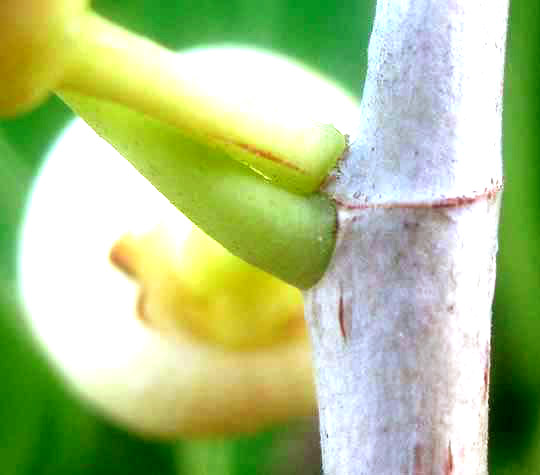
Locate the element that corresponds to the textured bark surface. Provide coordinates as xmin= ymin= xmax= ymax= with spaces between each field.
xmin=304 ymin=1 xmax=509 ymax=474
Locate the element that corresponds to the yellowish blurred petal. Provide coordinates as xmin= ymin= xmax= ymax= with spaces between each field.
xmin=110 ymin=225 xmax=305 ymax=350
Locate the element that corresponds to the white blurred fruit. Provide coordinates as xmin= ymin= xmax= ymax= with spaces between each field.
xmin=17 ymin=46 xmax=358 ymax=437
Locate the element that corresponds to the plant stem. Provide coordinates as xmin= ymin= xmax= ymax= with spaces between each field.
xmin=304 ymin=1 xmax=508 ymax=473
xmin=58 ymin=12 xmax=345 ymax=193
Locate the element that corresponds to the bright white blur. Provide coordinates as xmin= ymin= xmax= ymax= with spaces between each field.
xmin=17 ymin=46 xmax=359 ymax=435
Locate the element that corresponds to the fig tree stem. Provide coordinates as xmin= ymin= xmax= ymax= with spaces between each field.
xmin=304 ymin=1 xmax=509 ymax=473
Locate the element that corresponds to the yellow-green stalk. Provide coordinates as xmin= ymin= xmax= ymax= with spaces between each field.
xmin=1 ymin=4 xmax=345 ymax=193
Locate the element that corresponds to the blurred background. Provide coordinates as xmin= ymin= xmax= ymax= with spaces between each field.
xmin=0 ymin=0 xmax=537 ymax=473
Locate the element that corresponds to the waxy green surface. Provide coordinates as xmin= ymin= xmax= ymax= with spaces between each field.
xmin=62 ymin=91 xmax=337 ymax=289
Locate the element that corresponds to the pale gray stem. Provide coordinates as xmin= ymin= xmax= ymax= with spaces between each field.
xmin=304 ymin=1 xmax=509 ymax=474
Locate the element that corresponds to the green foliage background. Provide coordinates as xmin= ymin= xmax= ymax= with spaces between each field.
xmin=0 ymin=1 xmax=538 ymax=473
